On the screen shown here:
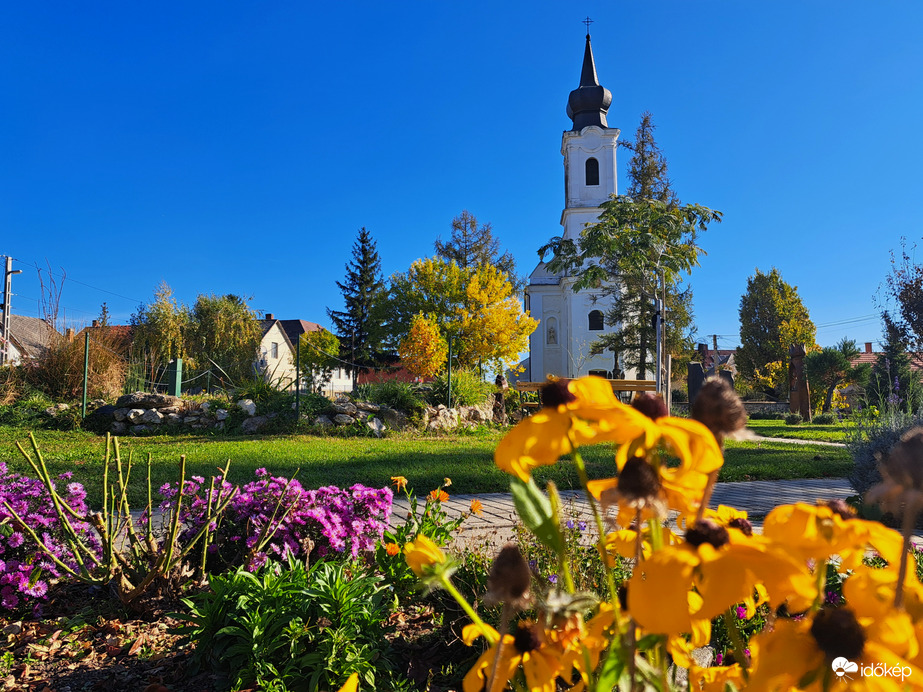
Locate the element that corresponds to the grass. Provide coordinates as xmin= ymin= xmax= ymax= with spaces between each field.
xmin=746 ymin=418 xmax=853 ymax=443
xmin=0 ymin=422 xmax=853 ymax=510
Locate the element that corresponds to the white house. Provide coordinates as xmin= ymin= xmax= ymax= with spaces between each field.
xmin=524 ymin=33 xmax=626 ymax=381
xmin=272 ymin=317 xmax=353 ymax=396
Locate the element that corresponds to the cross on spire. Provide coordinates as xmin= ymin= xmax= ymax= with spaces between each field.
xmin=583 ymin=16 xmax=593 ymax=37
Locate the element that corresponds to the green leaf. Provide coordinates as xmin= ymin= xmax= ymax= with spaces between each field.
xmin=510 ymin=477 xmax=563 ymax=553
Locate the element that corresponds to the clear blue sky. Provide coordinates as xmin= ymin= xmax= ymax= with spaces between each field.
xmin=3 ymin=1 xmax=920 ymax=352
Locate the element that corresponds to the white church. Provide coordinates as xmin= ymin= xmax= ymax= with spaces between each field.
xmin=523 ymin=32 xmax=627 ymax=382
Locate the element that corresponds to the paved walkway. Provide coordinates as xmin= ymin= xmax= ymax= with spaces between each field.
xmin=392 ymin=478 xmax=856 ymax=547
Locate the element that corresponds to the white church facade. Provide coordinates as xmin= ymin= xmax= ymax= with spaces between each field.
xmin=524 ymin=33 xmax=628 ymax=382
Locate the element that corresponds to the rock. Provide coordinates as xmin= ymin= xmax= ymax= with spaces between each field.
xmin=158 ymin=406 xmax=181 ymax=414
xmin=44 ymin=403 xmax=70 ymax=416
xmin=140 ymin=409 xmax=164 ymax=425
xmin=200 ymin=401 xmax=211 ymax=413
xmin=366 ymin=417 xmax=386 ymax=437
xmin=183 ymin=415 xmax=200 ymax=425
xmin=314 ymin=415 xmax=334 ymax=428
xmin=2 ymin=623 xmax=22 ymax=636
xmin=332 ymin=402 xmax=358 ymax=416
xmin=110 ymin=421 xmax=129 ymax=435
xmin=241 ymin=415 xmax=269 ymax=434
xmin=165 ymin=413 xmax=182 ymax=425
xmin=89 ymin=399 xmax=107 ymax=409
xmin=216 ymin=408 xmax=229 ymax=421
xmin=127 ymin=408 xmax=146 ymax=424
xmin=116 ymin=392 xmax=181 ymax=410
xmin=82 ymin=404 xmax=117 ymax=434
xmin=112 ymin=407 xmax=131 ymax=422
xmin=130 ymin=425 xmax=151 ymax=435
xmin=333 ymin=414 xmax=356 ymax=426
xmin=355 ymin=401 xmax=380 ymax=413
xmin=379 ymin=406 xmax=409 ymax=430
xmin=426 ymin=406 xmax=459 ymax=431
xmin=238 ymin=399 xmax=257 ymax=416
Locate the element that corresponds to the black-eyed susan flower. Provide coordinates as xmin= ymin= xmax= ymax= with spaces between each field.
xmin=462 ymin=620 xmax=563 ymax=692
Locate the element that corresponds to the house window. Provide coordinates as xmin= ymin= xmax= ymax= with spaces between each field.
xmin=588 ymin=310 xmax=604 ymax=331
xmin=271 ymin=342 xmax=279 ymax=359
xmin=585 ymin=157 xmax=599 ymax=186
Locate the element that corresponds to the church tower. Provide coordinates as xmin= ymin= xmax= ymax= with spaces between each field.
xmin=525 ymin=32 xmax=622 ymax=381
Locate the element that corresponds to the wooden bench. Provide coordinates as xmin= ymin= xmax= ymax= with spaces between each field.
xmin=515 ymin=379 xmax=657 ymax=410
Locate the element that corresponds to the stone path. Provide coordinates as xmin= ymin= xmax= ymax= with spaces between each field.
xmin=391 ymin=477 xmax=856 ymax=547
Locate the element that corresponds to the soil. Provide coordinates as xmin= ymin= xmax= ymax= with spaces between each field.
xmin=0 ymin=583 xmax=480 ymax=692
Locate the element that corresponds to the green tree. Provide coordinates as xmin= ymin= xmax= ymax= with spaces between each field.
xmin=297 ymin=328 xmax=340 ymax=393
xmin=434 ymin=210 xmax=522 ymax=292
xmin=805 ymin=338 xmax=869 ymax=412
xmin=737 ymin=268 xmax=817 ymax=397
xmin=327 ymin=228 xmax=387 ymax=384
xmin=189 ymin=294 xmax=262 ymax=384
xmin=540 ymin=113 xmax=716 ymax=379
xmin=131 ymin=281 xmax=191 ymax=366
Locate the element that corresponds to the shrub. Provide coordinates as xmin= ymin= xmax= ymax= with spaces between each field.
xmin=161 ymin=469 xmax=393 ymax=571
xmin=361 ymin=380 xmax=426 ymax=414
xmin=177 ymin=557 xmax=397 ymax=691
xmin=784 ymin=413 xmax=803 ymax=425
xmin=429 ymin=370 xmax=492 ymax=408
xmin=747 ymin=410 xmax=787 ymax=420
xmin=0 ymin=463 xmax=100 ymax=613
xmin=813 ymin=412 xmax=837 ymax=425
xmin=670 ymin=387 xmax=688 ymax=403
xmin=848 ymin=406 xmax=923 ymax=497
xmin=299 ymin=391 xmax=333 ymax=420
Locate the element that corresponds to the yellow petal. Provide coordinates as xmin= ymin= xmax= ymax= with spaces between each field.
xmin=336 ymin=673 xmax=359 ymax=692
xmin=403 ymin=535 xmax=446 ymax=576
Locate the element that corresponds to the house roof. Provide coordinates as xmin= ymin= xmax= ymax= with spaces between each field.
xmin=8 ymin=315 xmax=62 ymax=359
xmin=74 ymin=324 xmax=135 ymax=355
xmin=276 ymin=319 xmax=323 ymax=347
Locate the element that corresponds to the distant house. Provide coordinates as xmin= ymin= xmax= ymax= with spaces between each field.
xmin=265 ymin=315 xmax=352 ymax=395
xmin=850 ymin=341 xmax=923 ymax=373
xmin=4 ymin=315 xmax=62 ymax=365
xmin=73 ymin=321 xmax=135 ymax=356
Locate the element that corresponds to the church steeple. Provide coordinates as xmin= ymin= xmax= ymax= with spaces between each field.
xmin=566 ymin=34 xmax=612 ymax=131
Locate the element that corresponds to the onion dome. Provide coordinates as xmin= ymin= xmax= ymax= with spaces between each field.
xmin=566 ymin=34 xmax=612 ymax=131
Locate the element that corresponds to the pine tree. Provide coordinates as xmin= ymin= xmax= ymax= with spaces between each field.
xmin=327 ymin=228 xmax=386 ymax=382
xmin=588 ymin=112 xmax=698 ymax=379
xmin=434 ymin=211 xmax=522 ymax=291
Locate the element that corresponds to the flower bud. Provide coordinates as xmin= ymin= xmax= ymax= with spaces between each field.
xmin=632 ymin=392 xmax=668 ymax=420
xmin=691 ymin=378 xmax=747 ymax=446
xmin=486 ymin=543 xmax=532 ymax=608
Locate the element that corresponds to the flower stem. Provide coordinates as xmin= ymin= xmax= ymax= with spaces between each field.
xmin=895 ymin=509 xmax=915 ymax=609
xmin=722 ymin=607 xmax=750 ymax=682
xmin=439 ymin=574 xmax=499 ymax=645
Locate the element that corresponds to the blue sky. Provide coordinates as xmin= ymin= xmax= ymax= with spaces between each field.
xmin=2 ymin=1 xmax=921 ymax=352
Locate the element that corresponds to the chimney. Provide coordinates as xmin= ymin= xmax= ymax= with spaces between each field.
xmin=65 ymin=328 xmax=74 ymax=342
xmin=92 ymin=320 xmax=99 ymax=328
xmin=865 ymin=342 xmax=873 ymax=354
xmin=266 ymin=313 xmax=275 ymax=321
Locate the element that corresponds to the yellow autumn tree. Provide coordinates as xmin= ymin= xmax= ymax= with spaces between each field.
xmin=399 ymin=313 xmax=448 ymax=379
xmin=390 ymin=258 xmax=537 ymax=374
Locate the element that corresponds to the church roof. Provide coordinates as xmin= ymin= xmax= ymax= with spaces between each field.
xmin=566 ymin=34 xmax=612 ymax=131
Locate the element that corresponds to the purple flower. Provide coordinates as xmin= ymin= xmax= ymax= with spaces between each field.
xmin=736 ymin=605 xmax=747 ymax=619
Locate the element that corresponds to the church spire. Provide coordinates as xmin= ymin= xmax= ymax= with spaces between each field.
xmin=566 ymin=32 xmax=612 ymax=131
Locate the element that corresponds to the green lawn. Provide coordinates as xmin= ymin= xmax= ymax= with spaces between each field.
xmin=746 ymin=418 xmax=853 ymax=443
xmin=0 ymin=423 xmax=852 ymax=510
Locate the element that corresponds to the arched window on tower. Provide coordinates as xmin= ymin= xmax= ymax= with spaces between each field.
xmin=585 ymin=157 xmax=599 ymax=186
xmin=588 ymin=310 xmax=604 ymax=331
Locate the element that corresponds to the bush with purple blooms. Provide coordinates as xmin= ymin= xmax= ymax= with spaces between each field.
xmin=158 ymin=468 xmax=393 ymax=572
xmin=0 ymin=462 xmax=100 ymax=614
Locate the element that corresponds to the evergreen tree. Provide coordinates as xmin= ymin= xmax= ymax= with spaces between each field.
xmin=327 ymin=228 xmax=386 ymax=382
xmin=434 ymin=211 xmax=522 ymax=292
xmin=562 ymin=112 xmax=701 ymax=379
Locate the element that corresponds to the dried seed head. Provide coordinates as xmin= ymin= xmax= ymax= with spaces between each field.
xmin=685 ymin=519 xmax=730 ymax=548
xmin=542 ymin=378 xmax=576 ymax=409
xmin=823 ymin=499 xmax=857 ymax=520
xmin=617 ymin=457 xmax=662 ymax=502
xmin=880 ymin=427 xmax=923 ymax=491
xmin=486 ymin=543 xmax=532 ymax=608
xmin=810 ymin=607 xmax=865 ymax=661
xmin=631 ymin=392 xmax=668 ymax=420
xmin=691 ymin=378 xmax=748 ymax=445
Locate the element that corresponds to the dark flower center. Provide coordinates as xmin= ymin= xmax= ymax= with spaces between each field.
xmin=512 ymin=622 xmax=542 ymax=653
xmin=810 ymin=607 xmax=865 ymax=661
xmin=685 ymin=519 xmax=730 ymax=548
xmin=488 ymin=544 xmax=531 ymax=603
xmin=617 ymin=457 xmax=661 ymax=501
xmin=618 ymin=584 xmax=629 ymax=612
xmin=631 ymin=392 xmax=668 ymax=420
xmin=542 ymin=379 xmax=576 ymax=409
xmin=728 ymin=517 xmax=753 ymax=536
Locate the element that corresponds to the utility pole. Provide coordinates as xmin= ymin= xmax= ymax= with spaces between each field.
xmin=1 ymin=257 xmax=23 ymax=366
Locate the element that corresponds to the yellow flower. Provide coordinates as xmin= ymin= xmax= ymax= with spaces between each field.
xmin=463 ymin=620 xmax=563 ymax=692
xmin=494 ymin=376 xmax=651 ymax=481
xmin=689 ymin=663 xmax=746 ymax=692
xmin=470 ymin=499 xmax=484 ymax=516
xmin=428 ymin=489 xmax=449 ymax=503
xmin=404 ymin=535 xmax=446 ymax=577
xmin=443 ymin=477 xmax=452 ymax=487
xmin=336 ymin=673 xmax=359 ymax=692
xmin=384 ymin=542 xmax=400 ymax=556
xmin=391 ymin=475 xmax=408 ymax=492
